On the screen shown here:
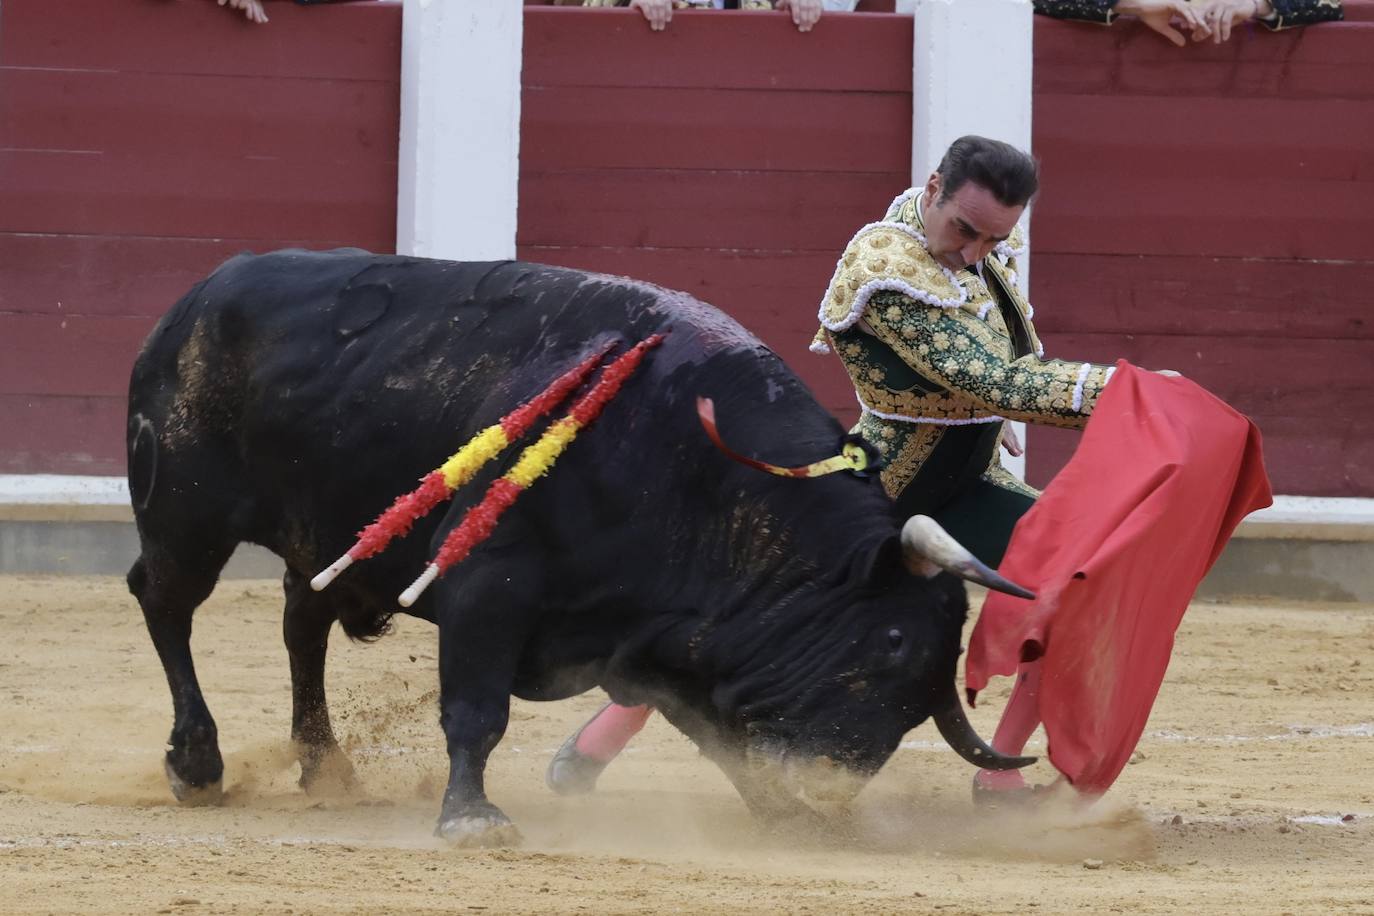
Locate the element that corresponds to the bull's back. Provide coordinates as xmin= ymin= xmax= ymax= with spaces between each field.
xmin=127 ymin=250 xmax=771 ymax=575
xmin=137 ymin=252 xmax=651 ymax=444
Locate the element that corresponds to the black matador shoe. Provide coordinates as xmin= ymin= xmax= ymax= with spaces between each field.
xmin=545 ymin=703 xmax=615 ymax=796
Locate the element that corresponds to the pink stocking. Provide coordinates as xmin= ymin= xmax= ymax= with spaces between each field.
xmin=975 ymin=659 xmax=1043 ymax=791
xmin=574 ymin=704 xmax=655 ymax=762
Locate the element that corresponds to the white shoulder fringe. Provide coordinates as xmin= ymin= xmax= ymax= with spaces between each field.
xmin=816 ymin=221 xmax=967 ymax=335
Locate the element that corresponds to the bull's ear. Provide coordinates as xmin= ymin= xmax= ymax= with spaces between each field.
xmin=852 ymin=535 xmax=906 ymax=588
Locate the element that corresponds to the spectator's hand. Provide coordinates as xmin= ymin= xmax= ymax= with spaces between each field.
xmin=630 ymin=0 xmax=673 ymax=31
xmin=217 ymin=0 xmax=269 ymax=24
xmin=1000 ymin=424 xmax=1024 ymax=458
xmin=1114 ymin=0 xmax=1205 ymax=46
xmin=776 ymin=0 xmax=823 ymax=32
xmin=1193 ymin=0 xmax=1274 ymax=42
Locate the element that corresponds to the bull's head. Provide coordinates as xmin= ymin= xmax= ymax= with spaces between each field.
xmin=645 ymin=514 xmax=1035 ymax=823
xmin=673 ymin=402 xmax=1035 ymax=818
xmin=748 ymin=518 xmax=1032 ymax=813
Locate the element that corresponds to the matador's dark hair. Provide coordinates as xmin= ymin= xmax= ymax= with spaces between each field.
xmin=935 ymin=136 xmax=1040 ymax=208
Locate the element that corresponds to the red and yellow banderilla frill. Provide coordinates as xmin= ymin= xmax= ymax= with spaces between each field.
xmin=398 ymin=334 xmax=664 ymax=606
xmin=310 ymin=335 xmax=664 ymax=605
xmin=310 ymin=344 xmax=616 ymax=593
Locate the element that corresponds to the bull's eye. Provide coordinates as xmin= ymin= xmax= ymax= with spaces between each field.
xmin=887 ymin=628 xmax=904 ymax=651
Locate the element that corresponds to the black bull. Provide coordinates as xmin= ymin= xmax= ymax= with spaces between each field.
xmin=126 ymin=250 xmax=1032 ymax=846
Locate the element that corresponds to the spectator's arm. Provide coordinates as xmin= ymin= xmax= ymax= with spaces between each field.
xmin=1032 ymin=0 xmax=1116 ymax=24
xmin=1259 ymin=0 xmax=1343 ymax=28
xmin=1192 ymin=0 xmax=1339 ymax=41
xmin=1037 ymin=0 xmax=1204 ymax=44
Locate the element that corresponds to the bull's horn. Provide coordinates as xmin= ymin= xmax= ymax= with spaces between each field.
xmin=932 ymin=694 xmax=1037 ymax=771
xmin=900 ymin=515 xmax=1035 ymax=600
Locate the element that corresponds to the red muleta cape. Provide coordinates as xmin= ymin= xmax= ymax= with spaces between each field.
xmin=965 ymin=362 xmax=1273 ymax=794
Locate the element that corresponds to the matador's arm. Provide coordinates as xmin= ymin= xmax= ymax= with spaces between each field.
xmin=862 ymin=290 xmax=1114 ymax=430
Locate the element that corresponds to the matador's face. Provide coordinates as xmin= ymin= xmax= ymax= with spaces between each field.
xmin=920 ymin=173 xmax=1024 ymax=273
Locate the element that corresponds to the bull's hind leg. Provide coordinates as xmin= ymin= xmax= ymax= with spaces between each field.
xmin=128 ymin=543 xmax=234 ymax=804
xmin=282 ymin=569 xmax=357 ymax=794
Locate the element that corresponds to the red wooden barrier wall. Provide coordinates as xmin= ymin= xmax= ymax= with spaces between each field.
xmin=518 ymin=8 xmax=910 ymax=431
xmin=0 ymin=0 xmax=400 ymax=474
xmin=1029 ymin=14 xmax=1374 ymax=495
xmin=3 ymin=1 xmax=1370 ymax=499
xmin=519 ymin=7 xmax=1374 ymax=497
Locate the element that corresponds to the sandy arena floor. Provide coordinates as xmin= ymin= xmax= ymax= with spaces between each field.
xmin=0 ymin=574 xmax=1370 ymax=914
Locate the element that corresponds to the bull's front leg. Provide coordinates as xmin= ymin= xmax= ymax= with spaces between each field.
xmin=432 ymin=563 xmax=538 ymax=847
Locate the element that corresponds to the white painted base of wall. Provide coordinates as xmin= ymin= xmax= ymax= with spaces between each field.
xmin=0 ymin=474 xmax=133 ymax=522
xmin=3 ymin=474 xmax=1372 ymax=540
xmin=4 ymin=474 xmax=1372 ymax=597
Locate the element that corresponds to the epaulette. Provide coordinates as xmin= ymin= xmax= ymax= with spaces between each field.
xmin=816 ymin=222 xmax=969 ymax=335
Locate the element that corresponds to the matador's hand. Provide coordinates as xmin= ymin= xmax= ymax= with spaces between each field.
xmin=1001 ymin=424 xmax=1024 ymax=458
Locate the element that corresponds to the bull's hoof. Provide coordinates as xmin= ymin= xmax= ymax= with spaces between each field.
xmin=435 ymin=812 xmax=523 ymax=848
xmin=298 ymin=746 xmax=358 ymax=796
xmin=164 ymin=757 xmax=224 ymax=806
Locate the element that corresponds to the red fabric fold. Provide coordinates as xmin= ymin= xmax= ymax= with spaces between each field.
xmin=965 ymin=362 xmax=1273 ymax=794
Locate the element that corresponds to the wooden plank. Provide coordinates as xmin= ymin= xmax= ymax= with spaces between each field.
xmin=1027 ymin=413 xmax=1373 ymax=497
xmin=0 ymin=394 xmax=127 ymax=475
xmin=1242 ymin=414 xmax=1374 ymax=496
xmin=0 ymin=386 xmax=859 ymax=479
xmin=0 ymin=0 xmax=401 ymax=80
xmin=0 ymin=149 xmax=397 ymax=243
xmin=1030 ymin=174 xmax=1374 ymax=260
xmin=1 ymin=68 xmax=398 ymax=162
xmin=1035 ymin=94 xmax=1374 ymax=185
xmin=521 ymin=86 xmax=910 ymax=173
xmin=1039 ymin=335 xmax=1374 ymax=420
xmin=520 ymin=244 xmax=835 ymax=308
xmin=1030 ymin=254 xmax=1374 ymax=340
xmin=0 ymin=234 xmax=379 ymax=318
xmin=0 ymin=315 xmax=154 ymax=398
xmin=1023 ymin=424 xmax=1078 ymax=491
xmin=523 ymin=7 xmax=913 ymax=92
xmin=517 ymin=169 xmax=906 ymax=250
xmin=4 ymin=255 xmax=851 ymax=402
xmin=13 ymin=364 xmax=1355 ymax=496
xmin=518 ymin=242 xmax=858 ymax=420
xmin=1034 ymin=19 xmax=1374 ymax=100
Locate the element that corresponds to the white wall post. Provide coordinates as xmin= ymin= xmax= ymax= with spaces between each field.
xmin=397 ymin=0 xmax=522 ymax=260
xmin=912 ymin=0 xmax=1034 ymax=478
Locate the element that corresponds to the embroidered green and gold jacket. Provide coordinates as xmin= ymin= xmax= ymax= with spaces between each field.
xmin=811 ymin=190 xmax=1116 ymax=504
